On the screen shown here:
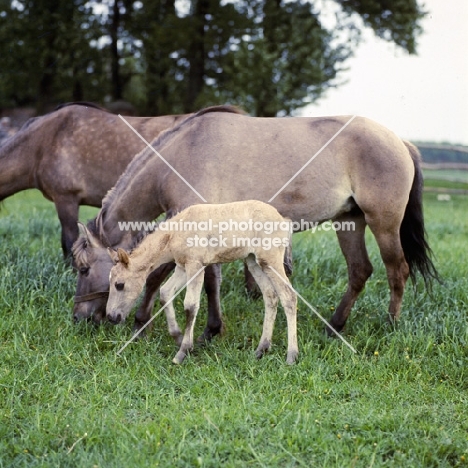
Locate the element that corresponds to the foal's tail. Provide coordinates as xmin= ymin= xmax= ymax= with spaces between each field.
xmin=400 ymin=141 xmax=440 ymax=287
xmin=283 ymin=219 xmax=293 ymax=276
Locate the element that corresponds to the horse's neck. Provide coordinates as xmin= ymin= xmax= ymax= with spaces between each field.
xmin=97 ymin=198 xmax=164 ymax=249
xmin=0 ymin=130 xmax=37 ymax=200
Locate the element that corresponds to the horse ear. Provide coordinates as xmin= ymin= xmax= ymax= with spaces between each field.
xmin=78 ymin=222 xmax=100 ymax=249
xmin=107 ymin=247 xmax=119 ymax=264
xmin=117 ymin=248 xmax=130 ymax=267
xmin=78 ymin=222 xmax=88 ymax=237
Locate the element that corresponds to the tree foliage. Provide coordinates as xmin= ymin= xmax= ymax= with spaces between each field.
xmin=0 ymin=0 xmax=426 ymax=115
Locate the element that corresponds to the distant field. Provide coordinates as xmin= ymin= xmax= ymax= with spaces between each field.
xmin=423 ymin=169 xmax=468 ymax=183
xmin=0 ymin=190 xmax=467 ymax=467
xmin=423 ymin=168 xmax=468 ymax=192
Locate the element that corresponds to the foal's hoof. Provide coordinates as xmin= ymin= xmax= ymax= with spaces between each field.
xmin=172 ymin=350 xmax=187 ymax=365
xmin=286 ymin=351 xmax=299 ymax=365
xmin=255 ymin=341 xmax=270 ymax=359
xmin=255 ymin=349 xmax=265 ymax=360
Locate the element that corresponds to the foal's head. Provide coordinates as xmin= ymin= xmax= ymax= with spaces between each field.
xmin=106 ymin=248 xmax=147 ymax=324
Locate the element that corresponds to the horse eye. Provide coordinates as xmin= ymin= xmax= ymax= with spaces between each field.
xmin=115 ymin=282 xmax=124 ymax=291
xmin=79 ymin=267 xmax=90 ymax=276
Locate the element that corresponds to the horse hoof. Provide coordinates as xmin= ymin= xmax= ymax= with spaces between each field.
xmin=387 ymin=315 xmax=399 ymax=328
xmin=325 ymin=322 xmax=344 ymax=338
xmin=172 ymin=351 xmax=187 ymax=365
xmin=246 ymin=287 xmax=262 ymax=300
xmin=197 ymin=322 xmax=225 ymax=344
xmin=173 ymin=334 xmax=183 ymax=347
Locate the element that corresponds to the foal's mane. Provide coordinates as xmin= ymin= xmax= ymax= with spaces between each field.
xmin=99 ymin=105 xmax=245 ymax=220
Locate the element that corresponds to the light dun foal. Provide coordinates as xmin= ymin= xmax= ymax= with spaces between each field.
xmin=106 ymin=200 xmax=298 ymax=365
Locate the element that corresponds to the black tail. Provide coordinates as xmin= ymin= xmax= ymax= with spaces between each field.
xmin=400 ymin=141 xmax=440 ymax=288
xmin=283 ymin=226 xmax=293 ymax=277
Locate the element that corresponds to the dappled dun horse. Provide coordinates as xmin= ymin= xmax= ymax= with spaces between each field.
xmin=0 ymin=102 xmax=189 ymax=257
xmin=73 ymin=106 xmax=438 ymax=339
xmin=106 ymin=200 xmax=298 ymax=364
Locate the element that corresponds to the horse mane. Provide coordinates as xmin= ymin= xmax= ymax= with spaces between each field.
xmin=99 ymin=104 xmax=246 ymax=216
xmin=72 ymin=213 xmax=128 ymax=264
xmin=6 ymin=102 xmax=108 ymax=137
xmin=54 ymin=101 xmax=109 ymax=112
xmin=71 ymin=213 xmax=153 ymax=265
xmin=152 ymin=104 xmax=246 ymax=150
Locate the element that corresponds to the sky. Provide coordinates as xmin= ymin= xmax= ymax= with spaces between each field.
xmin=301 ymin=1 xmax=468 ymax=145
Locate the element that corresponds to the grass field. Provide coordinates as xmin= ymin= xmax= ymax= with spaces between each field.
xmin=0 ymin=190 xmax=467 ymax=467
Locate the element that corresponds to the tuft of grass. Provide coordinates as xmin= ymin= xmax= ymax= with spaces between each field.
xmin=1 ymin=190 xmax=467 ymax=467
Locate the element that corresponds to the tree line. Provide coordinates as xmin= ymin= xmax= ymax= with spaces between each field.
xmin=0 ymin=0 xmax=425 ymax=116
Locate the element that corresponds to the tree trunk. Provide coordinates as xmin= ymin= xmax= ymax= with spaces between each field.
xmin=110 ymin=0 xmax=123 ymax=100
xmin=184 ymin=0 xmax=209 ymax=112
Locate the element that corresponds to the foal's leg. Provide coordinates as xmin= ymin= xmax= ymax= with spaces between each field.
xmin=328 ymin=214 xmax=373 ymax=335
xmin=259 ymin=257 xmax=299 ymax=365
xmin=245 ymin=255 xmax=278 ymax=358
xmin=133 ymin=262 xmax=224 ymax=341
xmin=159 ymin=266 xmax=188 ymax=345
xmin=173 ymin=262 xmax=206 ymax=364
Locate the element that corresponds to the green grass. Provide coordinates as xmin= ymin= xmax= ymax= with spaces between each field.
xmin=1 ymin=190 xmax=468 ymax=467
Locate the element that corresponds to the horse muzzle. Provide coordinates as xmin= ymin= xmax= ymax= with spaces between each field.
xmin=73 ymin=291 xmax=109 ymax=323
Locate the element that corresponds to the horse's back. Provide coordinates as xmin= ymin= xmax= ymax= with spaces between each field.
xmin=154 ymin=112 xmax=414 ymax=223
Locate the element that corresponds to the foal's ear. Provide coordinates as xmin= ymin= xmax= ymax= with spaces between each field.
xmin=159 ymin=233 xmax=171 ymax=251
xmin=117 ymin=248 xmax=130 ymax=267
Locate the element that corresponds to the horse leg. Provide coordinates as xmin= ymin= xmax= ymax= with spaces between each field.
xmin=54 ymin=197 xmax=79 ymax=261
xmin=328 ymin=214 xmax=373 ymax=335
xmin=244 ymin=263 xmax=261 ymax=298
xmin=159 ymin=266 xmax=187 ymax=345
xmin=245 ymin=255 xmax=278 ymax=358
xmin=259 ymin=258 xmax=299 ymax=365
xmin=133 ymin=262 xmax=176 ymax=335
xmin=198 ymin=264 xmax=225 ymax=343
xmin=173 ymin=263 xmax=206 ymax=364
xmin=367 ymin=218 xmax=410 ymax=323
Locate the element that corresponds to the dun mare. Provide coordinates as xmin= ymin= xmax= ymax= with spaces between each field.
xmin=0 ymin=102 xmax=189 ymax=257
xmin=73 ymin=106 xmax=438 ymax=339
xmin=106 ymin=200 xmax=298 ymax=364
